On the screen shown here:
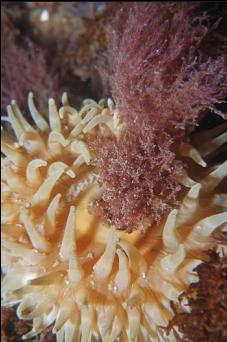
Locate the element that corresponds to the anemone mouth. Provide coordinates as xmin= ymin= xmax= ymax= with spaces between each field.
xmin=1 ymin=93 xmax=227 ymax=341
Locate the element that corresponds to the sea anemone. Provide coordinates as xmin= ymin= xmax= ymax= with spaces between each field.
xmin=1 ymin=93 xmax=227 ymax=341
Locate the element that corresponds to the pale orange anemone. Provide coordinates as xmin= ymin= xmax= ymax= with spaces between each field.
xmin=1 ymin=93 xmax=227 ymax=341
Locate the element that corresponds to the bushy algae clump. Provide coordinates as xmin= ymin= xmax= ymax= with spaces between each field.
xmin=92 ymin=2 xmax=227 ymax=231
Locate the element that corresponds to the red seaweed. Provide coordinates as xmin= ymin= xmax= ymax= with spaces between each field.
xmin=89 ymin=121 xmax=183 ymax=231
xmin=102 ymin=3 xmax=226 ymax=130
xmin=91 ymin=3 xmax=227 ymax=231
xmin=1 ymin=35 xmax=59 ymax=114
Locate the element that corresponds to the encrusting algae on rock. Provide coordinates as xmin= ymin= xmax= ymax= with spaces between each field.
xmin=167 ymin=250 xmax=227 ymax=341
xmin=1 ymin=92 xmax=227 ymax=341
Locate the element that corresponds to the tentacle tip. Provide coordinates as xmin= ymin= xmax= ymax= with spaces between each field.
xmin=48 ymin=98 xmax=55 ymax=105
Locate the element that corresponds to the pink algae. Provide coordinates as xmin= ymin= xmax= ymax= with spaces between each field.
xmin=101 ymin=3 xmax=226 ymax=131
xmin=90 ymin=3 xmax=226 ymax=232
xmin=1 ymin=4 xmax=59 ymax=114
xmin=89 ymin=122 xmax=183 ymax=231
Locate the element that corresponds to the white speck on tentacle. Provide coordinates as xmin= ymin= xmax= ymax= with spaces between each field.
xmin=141 ymin=272 xmax=146 ymax=279
xmin=12 ymin=192 xmax=22 ymax=203
xmin=52 ymin=260 xmax=60 ymax=267
xmin=24 ymin=202 xmax=31 ymax=209
xmin=87 ymin=252 xmax=94 ymax=260
xmin=90 ymin=279 xmax=95 ymax=288
xmin=113 ymin=285 xmax=118 ymax=293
